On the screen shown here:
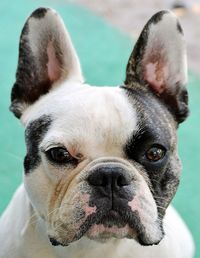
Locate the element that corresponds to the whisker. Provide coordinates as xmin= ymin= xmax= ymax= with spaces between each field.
xmin=157 ymin=205 xmax=166 ymax=210
xmin=154 ymin=196 xmax=168 ymax=202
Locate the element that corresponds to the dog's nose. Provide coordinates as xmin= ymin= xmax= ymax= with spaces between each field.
xmin=87 ymin=166 xmax=132 ymax=189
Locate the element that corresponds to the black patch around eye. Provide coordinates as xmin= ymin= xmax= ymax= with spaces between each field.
xmin=124 ymin=127 xmax=169 ymax=173
xmin=24 ymin=115 xmax=52 ymax=174
xmin=125 ymin=128 xmax=154 ymax=159
xmin=121 ymin=85 xmax=179 ymax=211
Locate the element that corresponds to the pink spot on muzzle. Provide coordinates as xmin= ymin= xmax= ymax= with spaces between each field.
xmin=128 ymin=196 xmax=141 ymax=212
xmin=81 ymin=193 xmax=97 ymax=217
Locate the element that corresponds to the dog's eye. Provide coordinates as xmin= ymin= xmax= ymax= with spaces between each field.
xmin=145 ymin=145 xmax=166 ymax=162
xmin=46 ymin=147 xmax=75 ymax=164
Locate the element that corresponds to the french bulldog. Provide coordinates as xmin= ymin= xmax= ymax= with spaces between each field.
xmin=0 ymin=7 xmax=195 ymax=258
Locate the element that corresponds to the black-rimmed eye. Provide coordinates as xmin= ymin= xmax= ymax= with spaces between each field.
xmin=46 ymin=147 xmax=76 ymax=164
xmin=145 ymin=145 xmax=166 ymax=162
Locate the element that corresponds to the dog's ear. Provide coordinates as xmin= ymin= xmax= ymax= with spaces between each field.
xmin=125 ymin=10 xmax=188 ymax=123
xmin=10 ymin=7 xmax=83 ymax=118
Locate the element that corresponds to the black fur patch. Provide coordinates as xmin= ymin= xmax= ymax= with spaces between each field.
xmin=151 ymin=10 xmax=168 ymax=24
xmin=122 ymin=86 xmax=180 ymax=214
xmin=24 ymin=115 xmax=52 ymax=174
xmin=49 ymin=237 xmax=66 ymax=246
xmin=31 ymin=7 xmax=49 ymax=19
xmin=10 ymin=14 xmax=51 ymax=118
xmin=177 ymin=21 xmax=183 ymax=34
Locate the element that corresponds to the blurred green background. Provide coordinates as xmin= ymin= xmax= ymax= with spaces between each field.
xmin=0 ymin=1 xmax=199 ymax=257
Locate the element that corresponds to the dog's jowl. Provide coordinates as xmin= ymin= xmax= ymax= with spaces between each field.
xmin=0 ymin=7 xmax=195 ymax=258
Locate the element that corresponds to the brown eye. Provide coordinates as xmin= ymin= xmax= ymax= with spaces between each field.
xmin=46 ymin=147 xmax=75 ymax=164
xmin=145 ymin=145 xmax=166 ymax=162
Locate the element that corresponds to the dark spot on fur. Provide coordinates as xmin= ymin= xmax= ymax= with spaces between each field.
xmin=49 ymin=237 xmax=66 ymax=246
xmin=151 ymin=10 xmax=169 ymax=24
xmin=177 ymin=21 xmax=183 ymax=34
xmin=24 ymin=115 xmax=52 ymax=174
xmin=31 ymin=7 xmax=49 ymax=19
xmin=49 ymin=237 xmax=60 ymax=246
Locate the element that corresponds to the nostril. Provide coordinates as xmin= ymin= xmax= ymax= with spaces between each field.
xmin=117 ymin=174 xmax=129 ymax=187
xmin=87 ymin=172 xmax=109 ymax=187
xmin=101 ymin=174 xmax=108 ymax=187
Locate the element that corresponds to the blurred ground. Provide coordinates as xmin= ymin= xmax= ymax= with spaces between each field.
xmin=71 ymin=0 xmax=200 ymax=75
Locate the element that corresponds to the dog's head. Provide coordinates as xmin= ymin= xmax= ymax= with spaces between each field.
xmin=10 ymin=8 xmax=189 ymax=246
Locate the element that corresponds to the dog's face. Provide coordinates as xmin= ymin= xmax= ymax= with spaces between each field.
xmin=10 ymin=8 xmax=189 ymax=246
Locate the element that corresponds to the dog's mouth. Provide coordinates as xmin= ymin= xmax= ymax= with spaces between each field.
xmin=49 ymin=210 xmax=134 ymax=246
xmin=85 ymin=210 xmax=136 ymax=241
xmin=49 ymin=207 xmax=163 ymax=247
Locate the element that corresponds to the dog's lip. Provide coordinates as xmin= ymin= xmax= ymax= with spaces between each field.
xmin=107 ymin=210 xmax=119 ymax=216
xmin=48 ymin=210 xmax=123 ymax=247
xmin=49 ymin=237 xmax=66 ymax=246
xmin=84 ymin=209 xmax=163 ymax=245
xmin=101 ymin=209 xmax=120 ymax=219
xmin=96 ymin=210 xmax=126 ymax=227
xmin=49 ymin=209 xmax=163 ymax=246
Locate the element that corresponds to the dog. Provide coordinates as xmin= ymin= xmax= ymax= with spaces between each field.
xmin=0 ymin=7 xmax=195 ymax=258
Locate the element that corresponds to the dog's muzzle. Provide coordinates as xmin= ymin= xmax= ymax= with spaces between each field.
xmin=48 ymin=160 xmax=163 ymax=247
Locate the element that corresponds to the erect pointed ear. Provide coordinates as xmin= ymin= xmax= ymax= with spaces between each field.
xmin=125 ymin=10 xmax=189 ymax=123
xmin=10 ymin=7 xmax=83 ymax=118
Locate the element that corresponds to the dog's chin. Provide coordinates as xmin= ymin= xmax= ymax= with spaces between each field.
xmin=85 ymin=211 xmax=136 ymax=241
xmin=49 ymin=214 xmax=135 ymax=247
xmin=86 ymin=223 xmax=136 ymax=242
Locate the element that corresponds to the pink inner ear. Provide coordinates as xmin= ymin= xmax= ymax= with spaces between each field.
xmin=144 ymin=60 xmax=168 ymax=94
xmin=47 ymin=41 xmax=62 ymax=82
xmin=143 ymin=45 xmax=169 ymax=95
